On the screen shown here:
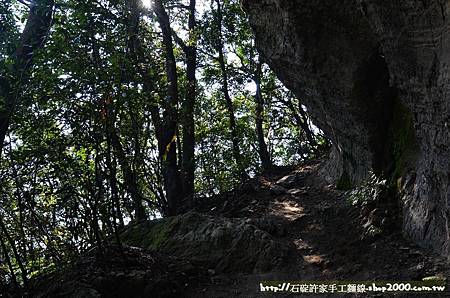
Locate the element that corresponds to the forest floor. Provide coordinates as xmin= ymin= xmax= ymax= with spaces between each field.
xmin=187 ymin=162 xmax=450 ymax=297
xmin=26 ymin=161 xmax=450 ymax=298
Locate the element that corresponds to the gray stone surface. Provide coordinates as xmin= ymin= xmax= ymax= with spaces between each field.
xmin=243 ymin=0 xmax=450 ymax=257
xmin=276 ymin=173 xmax=298 ymax=188
xmin=270 ymin=184 xmax=287 ymax=195
xmin=121 ymin=212 xmax=290 ymax=273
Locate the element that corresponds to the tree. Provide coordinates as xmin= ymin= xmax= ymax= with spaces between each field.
xmin=0 ymin=0 xmax=55 ymax=153
xmin=0 ymin=0 xmax=324 ymax=288
xmin=254 ymin=59 xmax=272 ymax=171
xmin=180 ymin=0 xmax=197 ymax=206
xmin=152 ymin=0 xmax=183 ymax=215
xmin=213 ymin=0 xmax=247 ymax=180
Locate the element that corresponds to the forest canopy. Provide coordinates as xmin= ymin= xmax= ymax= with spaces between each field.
xmin=0 ymin=0 xmax=327 ymax=288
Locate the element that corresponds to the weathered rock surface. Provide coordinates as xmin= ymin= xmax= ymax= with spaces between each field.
xmin=269 ymin=184 xmax=287 ymax=195
xmin=243 ymin=0 xmax=450 ymax=257
xmin=27 ymin=165 xmax=450 ymax=298
xmin=29 ymin=246 xmax=200 ymax=298
xmin=275 ymin=173 xmax=298 ymax=188
xmin=121 ymin=212 xmax=290 ymax=273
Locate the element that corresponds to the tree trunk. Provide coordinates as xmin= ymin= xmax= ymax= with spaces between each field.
xmin=279 ymin=96 xmax=317 ymax=150
xmin=254 ymin=61 xmax=272 ymax=172
xmin=181 ymin=0 xmax=197 ymax=208
xmin=126 ymin=0 xmax=174 ymax=215
xmin=153 ymin=0 xmax=183 ymax=215
xmin=297 ymin=103 xmax=317 ymax=149
xmin=105 ymin=136 xmax=125 ymax=228
xmin=106 ymin=114 xmax=146 ymax=221
xmin=0 ymin=0 xmax=54 ymax=153
xmin=89 ymin=10 xmax=147 ymax=221
xmin=0 ymin=218 xmax=27 ymax=287
xmin=215 ymin=0 xmax=247 ymax=180
xmin=0 ymin=232 xmax=18 ymax=289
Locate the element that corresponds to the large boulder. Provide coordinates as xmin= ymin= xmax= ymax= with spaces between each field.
xmin=121 ymin=212 xmax=290 ymax=273
xmin=243 ymin=0 xmax=450 ymax=257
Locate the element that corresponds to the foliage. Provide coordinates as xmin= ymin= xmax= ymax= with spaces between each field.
xmin=0 ymin=0 xmax=326 ymax=289
xmin=346 ymin=172 xmax=387 ymax=207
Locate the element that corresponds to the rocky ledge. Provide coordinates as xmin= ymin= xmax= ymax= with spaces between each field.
xmin=243 ymin=0 xmax=450 ymax=258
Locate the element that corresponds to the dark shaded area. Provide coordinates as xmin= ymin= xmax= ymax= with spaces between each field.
xmin=24 ymin=163 xmax=449 ymax=297
xmin=25 ymin=246 xmax=203 ymax=298
xmin=351 ymin=50 xmax=396 ymax=177
xmin=243 ymin=0 xmax=450 ymax=257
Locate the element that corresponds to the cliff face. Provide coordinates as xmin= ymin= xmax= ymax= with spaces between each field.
xmin=243 ymin=0 xmax=450 ymax=257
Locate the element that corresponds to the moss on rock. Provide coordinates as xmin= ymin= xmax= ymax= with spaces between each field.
xmin=121 ymin=216 xmax=180 ymax=250
xmin=119 ymin=212 xmax=289 ymax=273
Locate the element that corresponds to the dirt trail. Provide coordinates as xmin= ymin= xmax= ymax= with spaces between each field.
xmin=188 ymin=163 xmax=450 ymax=297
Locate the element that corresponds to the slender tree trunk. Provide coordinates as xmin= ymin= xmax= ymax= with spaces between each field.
xmin=8 ymin=138 xmax=28 ymax=262
xmin=297 ymin=103 xmax=318 ymax=149
xmin=254 ymin=61 xmax=272 ymax=171
xmin=90 ymin=9 xmax=146 ymax=221
xmin=153 ymin=0 xmax=182 ymax=215
xmin=0 ymin=218 xmax=27 ymax=287
xmin=105 ymin=140 xmax=123 ymax=245
xmin=106 ymin=116 xmax=146 ymax=221
xmin=215 ymin=0 xmax=247 ymax=180
xmin=105 ymin=137 xmax=125 ymax=228
xmin=181 ymin=0 xmax=197 ymax=208
xmin=0 ymin=233 xmax=18 ymax=289
xmin=0 ymin=0 xmax=54 ymax=153
xmin=126 ymin=0 xmax=172 ymax=214
xmin=128 ymin=0 xmax=183 ymax=216
xmin=219 ymin=50 xmax=244 ymax=177
xmin=279 ymin=96 xmax=317 ymax=150
xmin=89 ymin=12 xmax=147 ymax=221
xmin=92 ymin=144 xmax=104 ymax=251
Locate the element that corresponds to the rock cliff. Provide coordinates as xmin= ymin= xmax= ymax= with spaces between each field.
xmin=243 ymin=0 xmax=450 ymax=257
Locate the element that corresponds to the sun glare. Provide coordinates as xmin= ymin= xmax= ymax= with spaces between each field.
xmin=142 ymin=0 xmax=152 ymax=9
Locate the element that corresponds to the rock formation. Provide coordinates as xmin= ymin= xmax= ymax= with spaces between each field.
xmin=121 ymin=212 xmax=290 ymax=273
xmin=243 ymin=0 xmax=450 ymax=257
